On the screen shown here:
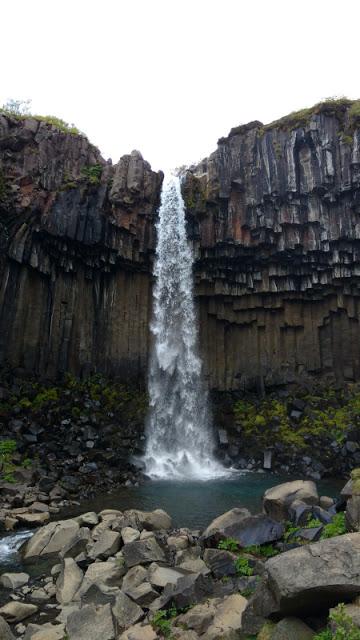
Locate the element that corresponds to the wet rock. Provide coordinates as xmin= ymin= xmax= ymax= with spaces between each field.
xmin=0 ymin=572 xmax=29 ymax=589
xmin=263 ymin=480 xmax=319 ymax=521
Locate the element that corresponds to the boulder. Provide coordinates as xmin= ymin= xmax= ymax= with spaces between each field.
xmin=148 ymin=563 xmax=192 ymax=588
xmin=23 ymin=519 xmax=80 ymax=558
xmin=76 ymin=560 xmax=125 ymax=599
xmin=119 ymin=623 xmax=157 ymax=640
xmin=17 ymin=512 xmax=50 ymax=526
xmin=23 ymin=623 xmax=66 ymax=640
xmin=270 ymin=617 xmax=315 ymax=639
xmin=76 ymin=512 xmax=99 ymax=526
xmin=0 ymin=572 xmax=29 ymax=589
xmin=66 ymin=603 xmax=115 ymax=640
xmin=122 ymin=566 xmax=148 ymax=592
xmin=176 ymin=594 xmax=247 ymax=639
xmin=159 ymin=572 xmax=214 ymax=609
xmin=56 ymin=558 xmax=83 ymax=604
xmin=203 ymin=508 xmax=284 ymax=547
xmin=203 ymin=549 xmax=237 ymax=577
xmin=124 ymin=509 xmax=172 ymax=531
xmin=122 ymin=538 xmax=165 ymax=568
xmin=111 ymin=591 xmax=143 ymax=630
xmin=346 ymin=496 xmax=360 ymax=531
xmin=0 ymin=601 xmax=38 ymax=622
xmin=0 ymin=615 xmax=15 ymax=640
xmin=263 ymin=480 xmax=319 ymax=521
xmin=251 ymin=533 xmax=360 ymax=617
xmin=88 ymin=530 xmax=121 ymax=560
xmin=121 ymin=527 xmax=140 ymax=544
xmin=59 ymin=527 xmax=91 ymax=559
xmin=125 ymin=582 xmax=159 ymax=606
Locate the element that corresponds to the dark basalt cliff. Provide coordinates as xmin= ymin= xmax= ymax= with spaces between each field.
xmin=0 ymin=113 xmax=163 ymax=378
xmin=183 ymin=100 xmax=360 ymax=389
xmin=1 ymin=101 xmax=360 ymax=390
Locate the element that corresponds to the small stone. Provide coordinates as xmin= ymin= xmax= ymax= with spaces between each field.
xmin=121 ymin=527 xmax=140 ymax=545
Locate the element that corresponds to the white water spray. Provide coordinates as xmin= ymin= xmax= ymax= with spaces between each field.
xmin=143 ymin=176 xmax=225 ymax=479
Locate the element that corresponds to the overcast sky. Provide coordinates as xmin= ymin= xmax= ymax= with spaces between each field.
xmin=1 ymin=0 xmax=359 ymax=172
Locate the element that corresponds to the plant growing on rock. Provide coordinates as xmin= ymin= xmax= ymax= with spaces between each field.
xmin=234 ymin=556 xmax=254 ymax=576
xmin=321 ymin=512 xmax=346 ymax=539
xmin=314 ymin=603 xmax=360 ymax=640
xmin=0 ymin=439 xmax=17 ymax=482
xmin=218 ymin=537 xmax=239 ymax=552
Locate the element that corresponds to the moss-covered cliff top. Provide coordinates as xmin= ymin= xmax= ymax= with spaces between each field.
xmin=0 ymin=107 xmax=87 ymax=138
xmin=223 ymin=97 xmax=360 ymax=142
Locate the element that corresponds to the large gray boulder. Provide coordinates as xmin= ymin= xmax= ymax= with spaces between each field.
xmin=66 ymin=603 xmax=115 ymax=640
xmin=202 ymin=508 xmax=284 ymax=547
xmin=263 ymin=480 xmax=319 ymax=521
xmin=176 ymin=593 xmax=247 ymax=639
xmin=23 ymin=519 xmax=80 ymax=558
xmin=270 ymin=617 xmax=315 ymax=639
xmin=88 ymin=530 xmax=121 ymax=560
xmin=251 ymin=533 xmax=360 ymax=617
xmin=122 ymin=538 xmax=165 ymax=568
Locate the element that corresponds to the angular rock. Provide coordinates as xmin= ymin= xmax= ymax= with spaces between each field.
xmin=122 ymin=538 xmax=165 ymax=568
xmin=122 ymin=565 xmax=148 ymax=592
xmin=121 ymin=527 xmax=140 ymax=545
xmin=76 ymin=512 xmax=99 ymax=527
xmin=159 ymin=572 xmax=214 ymax=609
xmin=251 ymin=533 xmax=360 ymax=617
xmin=263 ymin=481 xmax=319 ymax=521
xmin=88 ymin=530 xmax=121 ymax=560
xmin=111 ymin=591 xmax=143 ymax=631
xmin=59 ymin=527 xmax=91 ymax=559
xmin=23 ymin=519 xmax=80 ymax=558
xmin=124 ymin=509 xmax=172 ymax=531
xmin=56 ymin=558 xmax=83 ymax=604
xmin=125 ymin=582 xmax=159 ymax=607
xmin=148 ymin=563 xmax=192 ymax=588
xmin=203 ymin=549 xmax=237 ymax=577
xmin=203 ymin=508 xmax=284 ymax=547
xmin=66 ymin=603 xmax=115 ymax=640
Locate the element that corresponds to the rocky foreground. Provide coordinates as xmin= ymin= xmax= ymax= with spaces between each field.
xmin=0 ymin=477 xmax=360 ymax=639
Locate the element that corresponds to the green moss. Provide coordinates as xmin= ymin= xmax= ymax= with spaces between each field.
xmin=81 ymin=164 xmax=103 ymax=185
xmin=265 ymin=97 xmax=355 ymax=132
xmin=321 ymin=512 xmax=347 ymax=539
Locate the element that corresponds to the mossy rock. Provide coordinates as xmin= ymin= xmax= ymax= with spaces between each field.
xmin=258 ymin=621 xmax=276 ymax=639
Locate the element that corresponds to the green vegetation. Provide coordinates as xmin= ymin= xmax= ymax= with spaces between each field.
xmin=314 ymin=603 xmax=360 ymax=640
xmin=234 ymin=556 xmax=254 ymax=576
xmin=244 ymin=544 xmax=279 ymax=558
xmin=1 ymin=98 xmax=84 ymax=137
xmin=264 ymin=96 xmax=356 ymax=133
xmin=151 ymin=606 xmax=184 ymax=638
xmin=218 ymin=537 xmax=239 ymax=552
xmin=0 ymin=439 xmax=17 ymax=483
xmin=233 ymin=384 xmax=360 ymax=451
xmin=321 ymin=512 xmax=346 ymax=539
xmin=81 ymin=164 xmax=103 ymax=185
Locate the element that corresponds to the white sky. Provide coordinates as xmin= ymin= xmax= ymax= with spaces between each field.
xmin=1 ymin=0 xmax=359 ymax=172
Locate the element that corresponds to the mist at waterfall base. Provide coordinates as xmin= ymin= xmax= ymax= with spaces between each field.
xmin=143 ymin=176 xmax=226 ymax=480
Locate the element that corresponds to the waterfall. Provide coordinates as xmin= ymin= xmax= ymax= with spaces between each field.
xmin=143 ymin=175 xmax=224 ymax=479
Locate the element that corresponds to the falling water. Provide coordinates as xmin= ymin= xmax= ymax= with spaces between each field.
xmin=143 ymin=176 xmax=225 ymax=479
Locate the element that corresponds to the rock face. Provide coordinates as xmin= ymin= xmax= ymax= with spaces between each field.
xmin=2 ymin=101 xmax=360 ymax=389
xmin=183 ymin=100 xmax=360 ymax=389
xmin=0 ymin=113 xmax=163 ymax=378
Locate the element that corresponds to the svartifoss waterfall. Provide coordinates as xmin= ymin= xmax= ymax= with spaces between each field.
xmin=144 ymin=176 xmax=224 ymax=479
